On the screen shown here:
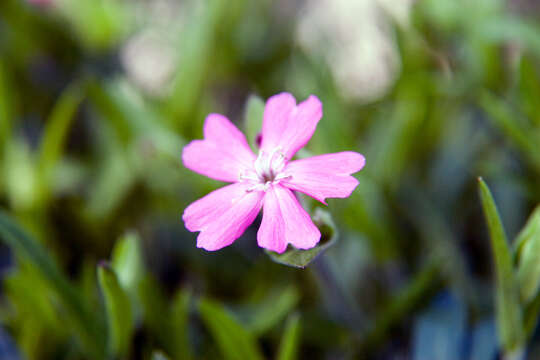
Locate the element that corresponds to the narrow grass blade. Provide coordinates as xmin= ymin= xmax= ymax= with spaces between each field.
xmin=170 ymin=289 xmax=194 ymax=360
xmin=37 ymin=83 xmax=84 ymax=202
xmin=245 ymin=286 xmax=299 ymax=336
xmin=198 ymin=298 xmax=263 ymax=360
xmin=479 ymin=92 xmax=540 ymax=169
xmin=97 ymin=262 xmax=134 ymax=358
xmin=514 ymin=206 xmax=540 ymax=303
xmin=277 ymin=313 xmax=301 ymax=360
xmin=478 ymin=178 xmax=524 ymax=353
xmin=0 ymin=211 xmax=105 ymax=357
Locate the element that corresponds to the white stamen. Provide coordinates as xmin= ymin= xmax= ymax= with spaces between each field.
xmin=239 ymin=146 xmax=290 ymax=192
xmin=275 ymin=173 xmax=292 ymax=181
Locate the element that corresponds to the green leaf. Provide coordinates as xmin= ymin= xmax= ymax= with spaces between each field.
xmin=56 ymin=0 xmax=133 ymax=50
xmin=170 ymin=289 xmax=194 ymax=360
xmin=111 ymin=231 xmax=145 ymax=297
xmin=86 ymin=146 xmax=134 ymax=220
xmin=4 ymin=139 xmax=38 ymax=210
xmin=151 ymin=350 xmax=171 ymax=360
xmin=0 ymin=211 xmax=105 ymax=357
xmin=524 ymin=291 xmax=540 ymax=339
xmin=478 ymin=178 xmax=524 ymax=353
xmin=198 ymin=298 xmax=264 ymax=360
xmin=477 ymin=16 xmax=540 ymax=59
xmin=36 ymin=83 xmax=84 ymax=204
xmin=138 ymin=275 xmax=179 ymax=356
xmin=167 ymin=0 xmax=229 ymax=127
xmin=266 ymin=208 xmax=338 ymax=268
xmin=4 ymin=260 xmax=65 ymax=334
xmin=0 ymin=60 xmax=15 ymax=157
xmin=514 ymin=206 xmax=540 ymax=303
xmin=97 ymin=262 xmax=134 ymax=358
xmin=276 ymin=313 xmax=302 ymax=360
xmin=479 ymin=91 xmax=540 ymax=169
xmin=85 ymin=79 xmax=132 ymax=145
xmin=244 ymin=286 xmax=300 ymax=336
xmin=518 ymin=56 xmax=540 ymax=126
xmin=244 ymin=94 xmax=264 ymax=150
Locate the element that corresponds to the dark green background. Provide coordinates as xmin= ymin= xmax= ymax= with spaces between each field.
xmin=1 ymin=0 xmax=540 ymax=359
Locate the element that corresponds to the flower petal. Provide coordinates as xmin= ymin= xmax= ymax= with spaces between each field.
xmin=257 ymin=185 xmax=320 ymax=253
xmin=281 ymin=151 xmax=365 ymax=204
xmin=261 ymin=93 xmax=322 ymax=159
xmin=182 ymin=183 xmax=264 ymax=251
xmin=182 ymin=114 xmax=256 ymax=182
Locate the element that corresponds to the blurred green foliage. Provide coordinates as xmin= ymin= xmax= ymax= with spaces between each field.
xmin=0 ymin=0 xmax=540 ymax=359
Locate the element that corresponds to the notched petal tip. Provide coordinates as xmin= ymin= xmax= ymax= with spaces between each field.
xmin=181 ymin=140 xmax=202 ymax=168
xmin=202 ymin=113 xmax=229 ymax=137
xmin=349 ymin=152 xmax=366 ymax=173
xmin=181 ymin=113 xmax=255 ymax=182
xmin=261 ymin=242 xmax=288 ymax=254
xmin=257 ymin=186 xmax=321 ymax=253
xmin=303 ymin=94 xmax=323 ymax=111
xmin=292 ymin=230 xmax=321 ymax=251
xmin=196 ymin=236 xmax=227 ymax=252
xmin=267 ymin=92 xmax=296 ymax=105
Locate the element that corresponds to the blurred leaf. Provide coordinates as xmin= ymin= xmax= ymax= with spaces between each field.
xmin=56 ymin=0 xmax=133 ymax=50
xmin=0 ymin=60 xmax=14 ymax=157
xmin=198 ymin=298 xmax=264 ymax=360
xmin=98 ymin=262 xmax=134 ymax=358
xmin=79 ymin=259 xmax=101 ymax=313
xmin=97 ymin=80 xmax=176 ymax=138
xmin=4 ymin=262 xmax=59 ymax=330
xmin=524 ymin=291 xmax=540 ymax=339
xmin=86 ymin=144 xmax=134 ymax=220
xmin=367 ymin=80 xmax=428 ymax=185
xmin=151 ymin=351 xmax=171 ymax=360
xmin=4 ymin=260 xmax=65 ymax=358
xmin=515 ymin=206 xmax=540 ymax=303
xmin=244 ymin=94 xmax=264 ymax=150
xmin=138 ymin=275 xmax=179 ymax=356
xmin=4 ymin=139 xmax=37 ymax=211
xmin=477 ymin=16 xmax=540 ymax=58
xmin=518 ymin=56 xmax=540 ymax=126
xmin=170 ymin=289 xmax=194 ymax=360
xmin=418 ymin=0 xmax=462 ymax=30
xmin=86 ymin=80 xmax=184 ymax=219
xmin=111 ymin=231 xmax=145 ymax=297
xmin=479 ymin=91 xmax=540 ymax=169
xmin=343 ymin=179 xmax=398 ymax=260
xmin=266 ymin=208 xmax=338 ymax=268
xmin=0 ymin=211 xmax=105 ymax=357
xmin=51 ymin=158 xmax=89 ymax=195
xmin=478 ymin=178 xmax=524 ymax=353
xmin=243 ymin=286 xmax=300 ymax=336
xmin=276 ymin=313 xmax=301 ymax=360
xmin=36 ymin=84 xmax=84 ymax=203
xmin=168 ymin=0 xmax=229 ymax=127
xmin=86 ymin=80 xmax=133 ymax=145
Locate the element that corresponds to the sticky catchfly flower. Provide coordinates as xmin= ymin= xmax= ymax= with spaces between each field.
xmin=182 ymin=93 xmax=365 ymax=253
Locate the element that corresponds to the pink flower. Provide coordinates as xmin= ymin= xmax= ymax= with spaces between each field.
xmin=182 ymin=93 xmax=365 ymax=253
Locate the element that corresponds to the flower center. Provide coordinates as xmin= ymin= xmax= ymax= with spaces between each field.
xmin=239 ymin=147 xmax=291 ymax=192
